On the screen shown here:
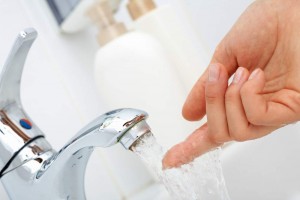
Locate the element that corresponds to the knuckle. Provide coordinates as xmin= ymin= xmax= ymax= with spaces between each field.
xmin=246 ymin=113 xmax=262 ymax=125
xmin=231 ymin=133 xmax=249 ymax=142
xmin=208 ymin=130 xmax=230 ymax=144
xmin=228 ymin=127 xmax=247 ymax=142
xmin=205 ymin=95 xmax=218 ymax=105
xmin=205 ymin=89 xmax=219 ymax=105
xmin=291 ymin=93 xmax=300 ymax=113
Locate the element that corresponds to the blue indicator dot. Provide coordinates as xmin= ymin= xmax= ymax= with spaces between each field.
xmin=20 ymin=119 xmax=32 ymax=129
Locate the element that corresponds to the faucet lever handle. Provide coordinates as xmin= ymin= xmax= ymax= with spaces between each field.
xmin=0 ymin=28 xmax=37 ymax=108
xmin=0 ymin=28 xmax=54 ymax=177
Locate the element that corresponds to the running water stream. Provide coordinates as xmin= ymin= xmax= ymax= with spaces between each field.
xmin=131 ymin=132 xmax=230 ymax=200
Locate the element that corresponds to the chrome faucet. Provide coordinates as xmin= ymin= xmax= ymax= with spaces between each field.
xmin=0 ymin=28 xmax=151 ymax=200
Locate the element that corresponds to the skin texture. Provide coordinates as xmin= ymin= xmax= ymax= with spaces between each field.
xmin=163 ymin=0 xmax=300 ymax=168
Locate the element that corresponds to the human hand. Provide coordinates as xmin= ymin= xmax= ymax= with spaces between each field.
xmin=163 ymin=0 xmax=300 ymax=168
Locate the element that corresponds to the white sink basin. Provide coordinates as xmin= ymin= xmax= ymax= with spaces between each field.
xmin=221 ymin=123 xmax=300 ymax=200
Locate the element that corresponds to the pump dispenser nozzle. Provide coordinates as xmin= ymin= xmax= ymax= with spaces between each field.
xmin=87 ymin=1 xmax=127 ymax=45
xmin=127 ymin=0 xmax=156 ymax=20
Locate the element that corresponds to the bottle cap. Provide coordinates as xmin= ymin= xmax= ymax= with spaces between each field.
xmin=87 ymin=1 xmax=127 ymax=45
xmin=127 ymin=0 xmax=156 ymax=20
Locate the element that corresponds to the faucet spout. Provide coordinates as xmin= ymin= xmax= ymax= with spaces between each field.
xmin=0 ymin=29 xmax=152 ymax=200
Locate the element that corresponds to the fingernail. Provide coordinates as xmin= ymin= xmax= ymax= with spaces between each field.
xmin=233 ymin=67 xmax=244 ymax=84
xmin=208 ymin=64 xmax=220 ymax=82
xmin=249 ymin=68 xmax=261 ymax=80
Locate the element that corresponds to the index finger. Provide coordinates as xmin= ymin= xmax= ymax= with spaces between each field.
xmin=182 ymin=42 xmax=238 ymax=121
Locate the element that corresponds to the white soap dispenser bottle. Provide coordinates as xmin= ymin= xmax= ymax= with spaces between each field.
xmin=127 ymin=0 xmax=209 ymax=93
xmin=87 ymin=1 xmax=195 ymax=148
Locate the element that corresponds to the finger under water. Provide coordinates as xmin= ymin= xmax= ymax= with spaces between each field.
xmin=162 ymin=124 xmax=221 ymax=169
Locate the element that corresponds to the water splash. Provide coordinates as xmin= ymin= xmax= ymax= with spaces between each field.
xmin=131 ymin=132 xmax=230 ymax=200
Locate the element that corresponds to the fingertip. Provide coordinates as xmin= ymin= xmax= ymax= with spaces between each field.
xmin=162 ymin=143 xmax=186 ymax=169
xmin=182 ymin=63 xmax=229 ymax=121
xmin=163 ymin=124 xmax=222 ymax=170
xmin=249 ymin=68 xmax=264 ymax=80
xmin=230 ymin=67 xmax=250 ymax=86
xmin=241 ymin=68 xmax=265 ymax=95
xmin=205 ymin=63 xmax=229 ymax=109
xmin=241 ymin=68 xmax=268 ymax=125
xmin=205 ymin=63 xmax=229 ymax=91
xmin=162 ymin=126 xmax=208 ymax=169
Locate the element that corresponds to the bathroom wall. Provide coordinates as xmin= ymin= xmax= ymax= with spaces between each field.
xmin=0 ymin=0 xmax=253 ymax=199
